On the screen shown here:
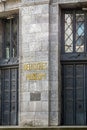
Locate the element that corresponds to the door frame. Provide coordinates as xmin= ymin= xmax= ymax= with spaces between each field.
xmin=61 ymin=9 xmax=87 ymax=125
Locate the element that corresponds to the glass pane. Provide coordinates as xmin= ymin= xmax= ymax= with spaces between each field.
xmin=5 ymin=20 xmax=10 ymax=59
xmin=76 ymin=14 xmax=84 ymax=52
xmin=12 ymin=17 xmax=17 ymax=57
xmin=65 ymin=14 xmax=73 ymax=53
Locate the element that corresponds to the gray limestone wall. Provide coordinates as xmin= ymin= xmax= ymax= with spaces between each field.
xmin=19 ymin=0 xmax=50 ymax=126
xmin=19 ymin=0 xmax=62 ymax=126
xmin=19 ymin=0 xmax=87 ymax=126
xmin=49 ymin=3 xmax=59 ymax=126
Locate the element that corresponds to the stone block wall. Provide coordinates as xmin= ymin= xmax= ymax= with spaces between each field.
xmin=20 ymin=0 xmax=87 ymax=126
xmin=49 ymin=2 xmax=59 ymax=126
xmin=19 ymin=1 xmax=50 ymax=126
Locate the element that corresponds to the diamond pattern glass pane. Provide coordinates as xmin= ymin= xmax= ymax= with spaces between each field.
xmin=65 ymin=14 xmax=73 ymax=52
xmin=76 ymin=14 xmax=84 ymax=52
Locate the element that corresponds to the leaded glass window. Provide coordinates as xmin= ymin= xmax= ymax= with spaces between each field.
xmin=65 ymin=14 xmax=73 ymax=52
xmin=76 ymin=14 xmax=84 ymax=52
xmin=64 ymin=11 xmax=86 ymax=53
xmin=5 ymin=16 xmax=18 ymax=59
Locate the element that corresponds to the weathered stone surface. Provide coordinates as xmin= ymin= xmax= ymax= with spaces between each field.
xmin=21 ymin=4 xmax=49 ymax=15
xmin=18 ymin=0 xmax=87 ymax=127
xmin=20 ymin=3 xmax=49 ymax=126
xmin=41 ymin=91 xmax=48 ymax=101
xmin=22 ymin=0 xmax=50 ymax=5
xmin=50 ymin=41 xmax=58 ymax=52
xmin=50 ymin=24 xmax=58 ymax=33
xmin=50 ymin=4 xmax=58 ymax=14
xmin=49 ymin=70 xmax=58 ymax=81
xmin=41 ymin=81 xmax=49 ymax=91
xmin=49 ymin=81 xmax=58 ymax=91
xmin=28 ymin=101 xmax=42 ymax=112
xmin=0 ymin=0 xmax=21 ymax=13
xmin=20 ymin=112 xmax=35 ymax=121
xmin=36 ymin=14 xmax=49 ymax=23
xmin=21 ymin=52 xmax=36 ymax=62
xmin=50 ymin=101 xmax=58 ymax=111
xmin=20 ymin=101 xmax=29 ymax=112
xmin=49 ymin=90 xmax=58 ymax=101
xmin=51 ymin=0 xmax=87 ymax=5
xmin=21 ymin=82 xmax=29 ymax=92
xmin=49 ymin=33 xmax=58 ymax=42
xmin=29 ymin=81 xmax=42 ymax=92
xmin=34 ymin=119 xmax=48 ymax=126
xmin=41 ymin=40 xmax=49 ymax=51
xmin=49 ymin=3 xmax=59 ymax=125
xmin=29 ymin=41 xmax=42 ymax=52
xmin=49 ymin=111 xmax=58 ymax=126
xmin=51 ymin=0 xmax=81 ymax=3
xmin=41 ymin=101 xmax=48 ymax=111
xmin=35 ymin=112 xmax=48 ymax=119
xmin=35 ymin=51 xmax=49 ymax=61
xmin=20 ymin=112 xmax=49 ymax=126
xmin=20 ymin=92 xmax=30 ymax=101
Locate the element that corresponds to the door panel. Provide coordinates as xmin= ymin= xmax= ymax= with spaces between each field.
xmin=63 ymin=65 xmax=74 ymax=125
xmin=62 ymin=64 xmax=86 ymax=125
xmin=0 ymin=67 xmax=18 ymax=125
xmin=65 ymin=101 xmax=74 ymax=125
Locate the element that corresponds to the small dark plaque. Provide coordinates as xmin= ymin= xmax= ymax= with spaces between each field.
xmin=30 ymin=92 xmax=41 ymax=101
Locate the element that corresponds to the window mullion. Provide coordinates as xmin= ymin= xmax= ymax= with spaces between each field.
xmin=10 ymin=19 xmax=12 ymax=58
xmin=2 ymin=20 xmax=5 ymax=58
xmin=73 ymin=11 xmax=76 ymax=53
xmin=85 ymin=12 xmax=87 ymax=52
xmin=17 ymin=16 xmax=19 ymax=58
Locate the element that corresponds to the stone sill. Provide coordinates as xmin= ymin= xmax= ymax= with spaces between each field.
xmin=0 ymin=126 xmax=86 ymax=129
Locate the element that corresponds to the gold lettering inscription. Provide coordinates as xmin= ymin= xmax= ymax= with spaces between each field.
xmin=26 ymin=73 xmax=46 ymax=80
xmin=24 ymin=62 xmax=47 ymax=70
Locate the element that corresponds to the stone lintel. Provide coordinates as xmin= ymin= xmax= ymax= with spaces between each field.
xmin=50 ymin=0 xmax=87 ymax=6
xmin=50 ymin=0 xmax=87 ymax=9
xmin=22 ymin=0 xmax=50 ymax=6
xmin=0 ymin=0 xmax=21 ymax=14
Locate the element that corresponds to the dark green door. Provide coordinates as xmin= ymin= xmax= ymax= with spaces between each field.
xmin=62 ymin=64 xmax=87 ymax=125
xmin=0 ymin=67 xmax=18 ymax=125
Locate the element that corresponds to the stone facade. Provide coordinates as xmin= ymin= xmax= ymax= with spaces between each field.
xmin=20 ymin=2 xmax=49 ymax=126
xmin=0 ymin=0 xmax=87 ymax=127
